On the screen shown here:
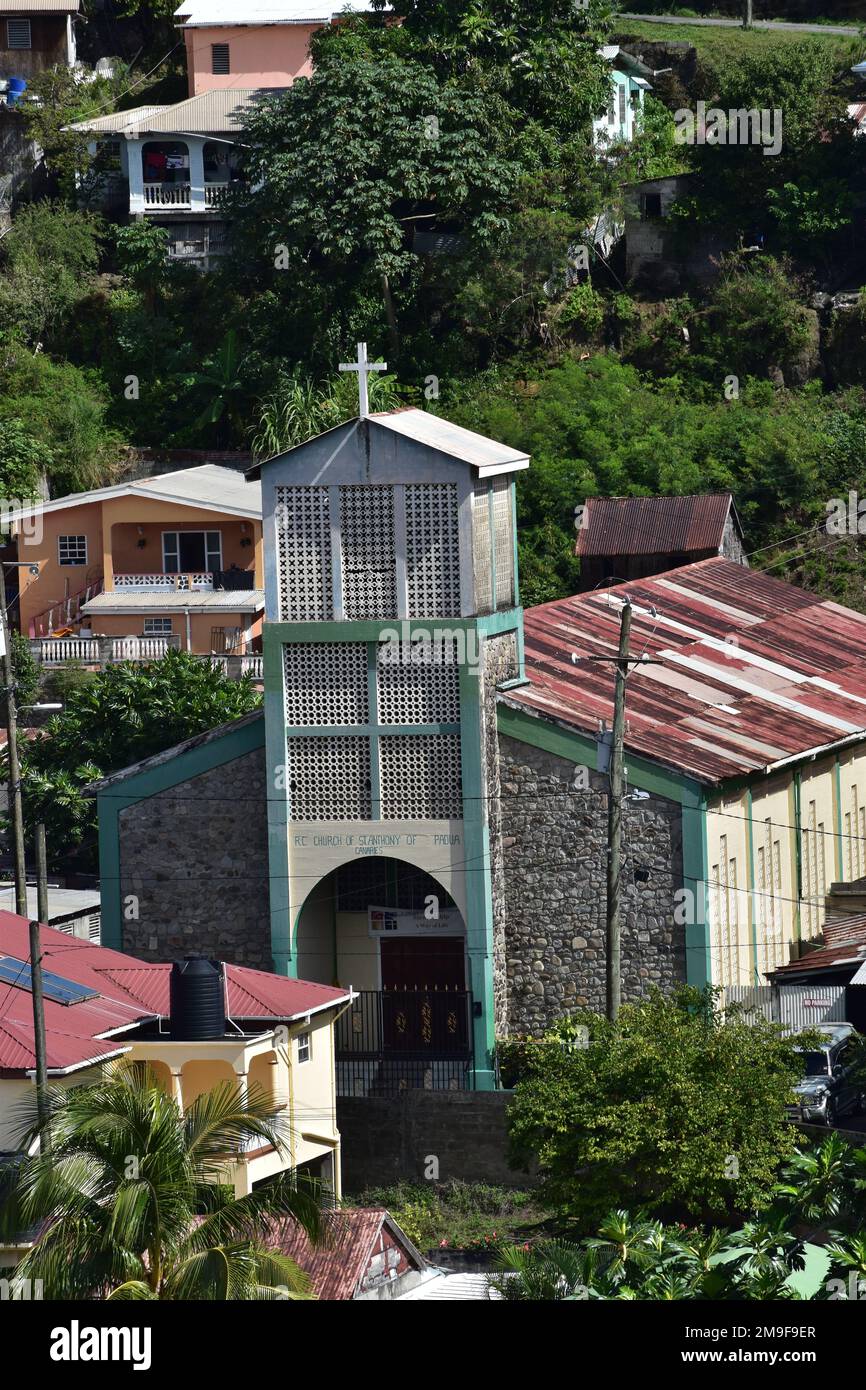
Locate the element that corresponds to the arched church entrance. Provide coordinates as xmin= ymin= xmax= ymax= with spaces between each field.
xmin=296 ymin=857 xmax=473 ymax=1095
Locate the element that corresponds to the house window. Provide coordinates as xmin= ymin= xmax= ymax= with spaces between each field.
xmin=211 ymin=43 xmax=230 ymax=74
xmin=643 ymin=192 xmax=662 ymax=219
xmin=143 ymin=618 xmax=173 ymax=636
xmin=58 ymin=535 xmax=87 ymax=566
xmin=162 ymin=531 xmax=222 ymax=574
xmin=607 ymin=90 xmax=616 ymax=125
xmin=296 ymin=1031 xmax=311 ymax=1064
xmin=618 ymin=84 xmax=627 ymax=126
xmin=6 ymin=18 xmax=32 ymax=49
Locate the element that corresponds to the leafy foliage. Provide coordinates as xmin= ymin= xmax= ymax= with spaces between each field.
xmin=504 ymin=987 xmax=804 ymax=1228
xmin=0 ymin=1063 xmax=331 ymax=1300
xmin=9 ymin=650 xmax=261 ymax=870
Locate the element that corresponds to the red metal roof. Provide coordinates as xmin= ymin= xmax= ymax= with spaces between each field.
xmin=264 ymin=1209 xmax=425 ymax=1300
xmin=576 ymin=493 xmax=735 ymax=559
xmin=0 ymin=912 xmax=349 ymax=1076
xmin=506 ymin=558 xmax=866 ymax=785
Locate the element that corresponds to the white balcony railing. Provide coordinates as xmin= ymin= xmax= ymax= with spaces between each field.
xmin=113 ymin=573 xmax=214 ymax=592
xmin=204 ymin=183 xmax=230 ymax=207
xmin=143 ymin=182 xmax=192 ymax=207
xmin=32 ymin=636 xmax=179 ymax=665
xmin=33 ymin=637 xmax=100 ymax=664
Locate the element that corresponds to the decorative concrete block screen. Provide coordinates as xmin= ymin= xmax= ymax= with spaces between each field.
xmin=340 ymin=484 xmax=397 ymax=620
xmin=283 ymin=642 xmax=368 ymax=726
xmin=379 ymin=733 xmax=462 ymax=820
xmin=285 ymin=734 xmax=372 ymax=820
xmin=276 ymin=485 xmax=333 ymax=621
xmin=405 ymin=482 xmax=460 ymax=618
xmin=377 ymin=639 xmax=460 ymax=725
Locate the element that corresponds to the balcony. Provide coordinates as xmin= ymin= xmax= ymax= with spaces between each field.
xmin=112 ymin=572 xmax=214 ymax=592
xmin=143 ymin=183 xmax=192 ymax=208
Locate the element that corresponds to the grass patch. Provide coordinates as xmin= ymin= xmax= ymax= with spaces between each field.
xmin=348 ymin=1180 xmax=547 ymax=1252
xmin=612 ymin=18 xmax=860 ymax=64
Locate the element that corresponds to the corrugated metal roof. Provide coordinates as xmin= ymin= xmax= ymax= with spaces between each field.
xmin=370 ymin=409 xmax=529 ymax=475
xmin=505 ymin=558 xmax=866 ymax=785
xmin=399 ymin=1271 xmax=503 ymax=1300
xmin=576 ymin=493 xmax=736 ymax=559
xmin=0 ymin=911 xmax=350 ymax=1075
xmin=174 ymin=0 xmax=377 ymax=25
xmin=0 ymin=885 xmax=99 ymax=924
xmin=0 ymin=1 xmax=79 ymax=11
xmin=71 ymin=92 xmax=259 ymax=136
xmin=82 ymin=590 xmax=264 ymax=614
xmin=68 ymin=106 xmax=168 ymax=135
xmin=3 ymin=464 xmax=261 ymax=526
xmin=265 ymin=1209 xmax=425 ymax=1300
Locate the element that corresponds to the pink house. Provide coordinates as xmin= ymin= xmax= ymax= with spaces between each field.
xmin=174 ymin=0 xmax=382 ymax=96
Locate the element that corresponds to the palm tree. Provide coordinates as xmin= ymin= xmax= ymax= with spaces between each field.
xmin=0 ymin=1063 xmax=331 ymax=1300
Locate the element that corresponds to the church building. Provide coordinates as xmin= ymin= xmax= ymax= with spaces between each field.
xmin=92 ymin=353 xmax=866 ymax=1092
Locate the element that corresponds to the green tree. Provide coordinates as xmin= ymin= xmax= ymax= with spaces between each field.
xmin=504 ymin=987 xmax=805 ymax=1228
xmin=0 ymin=417 xmax=50 ymax=499
xmin=0 ymin=631 xmax=41 ymax=726
xmin=235 ymin=51 xmax=520 ymax=362
xmin=10 ymin=649 xmax=261 ymax=870
xmin=0 ymin=341 xmax=123 ymax=494
xmin=184 ymin=329 xmax=251 ymax=444
xmin=0 ymin=1064 xmax=329 ymax=1300
xmin=0 ymin=202 xmax=104 ymax=348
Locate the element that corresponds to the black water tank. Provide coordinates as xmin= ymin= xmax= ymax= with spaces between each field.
xmin=169 ymin=957 xmax=226 ymax=1041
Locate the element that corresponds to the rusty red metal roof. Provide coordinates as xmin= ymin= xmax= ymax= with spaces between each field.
xmin=0 ymin=913 xmax=349 ymax=1077
xmin=264 ymin=1209 xmax=425 ymax=1300
xmin=506 ymin=558 xmax=866 ymax=785
xmin=576 ymin=493 xmax=736 ymax=558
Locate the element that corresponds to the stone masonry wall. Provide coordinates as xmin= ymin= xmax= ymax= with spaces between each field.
xmin=497 ymin=734 xmax=685 ymax=1034
xmin=118 ymin=747 xmax=271 ymax=967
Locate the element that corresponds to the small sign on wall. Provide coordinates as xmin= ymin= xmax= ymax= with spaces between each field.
xmin=368 ymin=906 xmax=462 ymax=938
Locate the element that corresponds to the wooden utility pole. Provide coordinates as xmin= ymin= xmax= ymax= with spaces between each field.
xmin=0 ymin=563 xmax=27 ymax=916
xmin=606 ymin=601 xmax=632 ymax=1023
xmin=30 ymin=823 xmax=50 ymax=1146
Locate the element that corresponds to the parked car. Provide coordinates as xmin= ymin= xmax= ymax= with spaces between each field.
xmin=788 ymin=1023 xmax=866 ymax=1126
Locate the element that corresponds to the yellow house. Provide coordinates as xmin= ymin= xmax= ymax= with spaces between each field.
xmin=3 ymin=464 xmax=263 ymax=662
xmin=0 ymin=912 xmax=352 ymax=1217
xmin=510 ymin=558 xmax=866 ymax=993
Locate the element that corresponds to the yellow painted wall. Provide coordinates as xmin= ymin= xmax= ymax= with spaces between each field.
xmin=707 ymin=747 xmax=866 ymax=987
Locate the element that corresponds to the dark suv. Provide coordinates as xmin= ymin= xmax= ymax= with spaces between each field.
xmin=789 ymin=1023 xmax=865 ymax=1126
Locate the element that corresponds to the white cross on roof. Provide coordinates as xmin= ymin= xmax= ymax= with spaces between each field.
xmin=339 ymin=341 xmax=387 ymax=418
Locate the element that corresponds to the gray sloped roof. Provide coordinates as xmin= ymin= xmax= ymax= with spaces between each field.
xmin=82 ymin=590 xmax=264 ymax=615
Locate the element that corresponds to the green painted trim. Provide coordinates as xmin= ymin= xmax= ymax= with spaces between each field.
xmin=96 ymin=714 xmax=265 ymax=954
xmin=497 ymin=703 xmax=702 ymax=808
xmin=283 ymin=723 xmax=461 ymax=738
xmin=682 ymin=797 xmax=710 ymax=990
xmin=458 ymin=652 xmax=496 ymax=1090
xmin=834 ymin=757 xmax=844 ymax=880
xmin=746 ymin=788 xmax=759 ymax=985
xmin=793 ymin=770 xmax=803 ymax=945
xmin=477 ymin=608 xmax=522 ymax=637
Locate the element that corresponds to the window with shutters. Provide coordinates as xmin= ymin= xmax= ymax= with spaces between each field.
xmin=6 ymin=18 xmax=31 ymax=49
xmin=618 ymin=83 xmax=627 ymax=126
xmin=211 ymin=43 xmax=230 ymax=74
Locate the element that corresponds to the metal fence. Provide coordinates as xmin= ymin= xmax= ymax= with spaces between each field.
xmin=336 ymin=989 xmax=474 ymax=1097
